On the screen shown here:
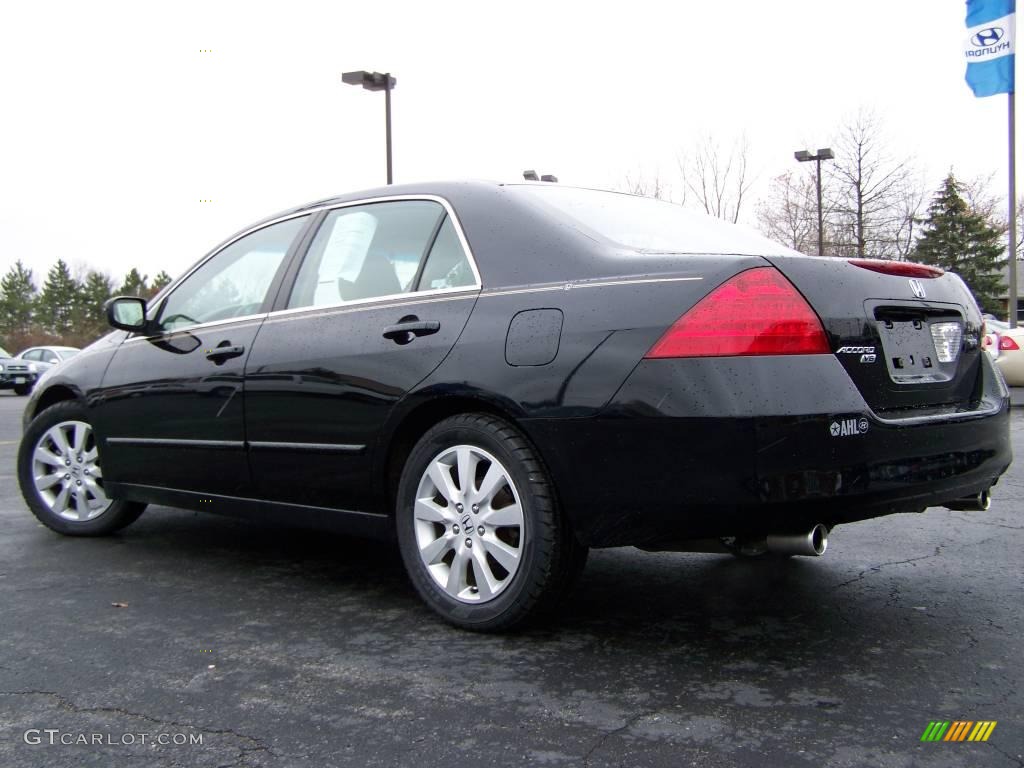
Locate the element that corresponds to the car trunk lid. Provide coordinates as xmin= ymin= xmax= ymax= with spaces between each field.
xmin=760 ymin=254 xmax=985 ymax=414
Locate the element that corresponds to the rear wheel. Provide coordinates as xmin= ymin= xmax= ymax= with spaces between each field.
xmin=18 ymin=401 xmax=146 ymax=536
xmin=395 ymin=413 xmax=586 ymax=631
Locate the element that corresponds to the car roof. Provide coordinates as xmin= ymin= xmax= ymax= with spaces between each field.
xmin=195 ymin=181 xmax=608 ymax=288
xmin=188 ymin=180 xmax=790 ymax=290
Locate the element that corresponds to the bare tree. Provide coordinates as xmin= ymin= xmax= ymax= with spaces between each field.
xmin=891 ymin=174 xmax=928 ymax=260
xmin=1017 ymin=197 xmax=1024 ymax=259
xmin=827 ymin=110 xmax=918 ymax=258
xmin=961 ymin=172 xmax=1002 ymax=221
xmin=756 ymin=171 xmax=818 ymax=253
xmin=620 ymin=169 xmax=670 ymax=201
xmin=681 ymin=135 xmax=753 ymax=224
xmin=956 ymin=173 xmax=1023 ymax=257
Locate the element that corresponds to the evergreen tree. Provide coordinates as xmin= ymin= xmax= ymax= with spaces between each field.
xmin=0 ymin=261 xmax=37 ymax=338
xmin=78 ymin=271 xmax=114 ymax=337
xmin=149 ymin=270 xmax=173 ymax=297
xmin=119 ymin=268 xmax=149 ymax=297
xmin=37 ymin=259 xmax=81 ymax=336
xmin=913 ymin=173 xmax=1004 ymax=313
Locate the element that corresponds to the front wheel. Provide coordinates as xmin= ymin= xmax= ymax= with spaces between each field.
xmin=18 ymin=400 xmax=146 ymax=536
xmin=395 ymin=413 xmax=586 ymax=631
xmin=13 ymin=384 xmax=32 ymax=396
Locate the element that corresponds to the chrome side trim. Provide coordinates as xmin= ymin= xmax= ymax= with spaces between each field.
xmin=581 ymin=276 xmax=704 ymax=288
xmin=248 ymin=440 xmax=365 ymax=454
xmin=262 ymin=289 xmax=478 ymax=326
xmin=123 ymin=316 xmax=267 ymax=345
xmin=106 ymin=437 xmax=244 ymax=449
xmin=106 ymin=437 xmax=367 ymax=453
xmin=479 ymin=275 xmax=703 ymax=299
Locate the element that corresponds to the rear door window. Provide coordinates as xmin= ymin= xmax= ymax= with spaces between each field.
xmin=288 ymin=201 xmax=453 ymax=309
xmin=416 ymin=216 xmax=477 ymax=291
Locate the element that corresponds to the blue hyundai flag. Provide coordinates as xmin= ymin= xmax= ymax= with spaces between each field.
xmin=965 ymin=0 xmax=1016 ymax=96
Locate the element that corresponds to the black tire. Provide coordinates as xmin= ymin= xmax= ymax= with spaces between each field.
xmin=13 ymin=384 xmax=31 ymax=396
xmin=18 ymin=400 xmax=146 ymax=536
xmin=395 ymin=413 xmax=586 ymax=632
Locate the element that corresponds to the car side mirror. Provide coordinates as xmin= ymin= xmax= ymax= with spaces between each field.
xmin=105 ymin=296 xmax=149 ymax=332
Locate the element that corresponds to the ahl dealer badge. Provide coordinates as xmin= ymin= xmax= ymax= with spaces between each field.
xmin=829 ymin=417 xmax=870 ymax=438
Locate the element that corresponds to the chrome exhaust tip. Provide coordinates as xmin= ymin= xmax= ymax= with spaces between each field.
xmin=943 ymin=490 xmax=991 ymax=512
xmin=766 ymin=524 xmax=829 ymax=557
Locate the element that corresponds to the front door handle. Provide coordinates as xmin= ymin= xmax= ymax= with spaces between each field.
xmin=382 ymin=317 xmax=440 ymax=344
xmin=206 ymin=343 xmax=245 ymax=363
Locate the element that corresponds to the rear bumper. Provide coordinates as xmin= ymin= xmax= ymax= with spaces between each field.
xmin=523 ymin=354 xmax=1012 ymax=547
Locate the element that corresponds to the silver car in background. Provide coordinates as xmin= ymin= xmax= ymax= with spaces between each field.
xmin=2 ymin=346 xmax=81 ymax=396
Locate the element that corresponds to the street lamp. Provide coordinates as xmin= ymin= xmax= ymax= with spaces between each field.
xmin=794 ymin=147 xmax=834 ymax=257
xmin=342 ymin=70 xmax=397 ymax=185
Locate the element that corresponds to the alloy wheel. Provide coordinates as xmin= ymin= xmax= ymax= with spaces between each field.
xmin=413 ymin=445 xmax=525 ymax=603
xmin=31 ymin=420 xmax=111 ymax=521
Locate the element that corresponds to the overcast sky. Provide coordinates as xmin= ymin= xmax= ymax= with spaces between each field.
xmin=0 ymin=0 xmax=1017 ymax=285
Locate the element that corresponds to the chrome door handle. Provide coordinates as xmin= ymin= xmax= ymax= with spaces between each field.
xmin=206 ymin=344 xmax=245 ymax=363
xmin=382 ymin=320 xmax=440 ymax=344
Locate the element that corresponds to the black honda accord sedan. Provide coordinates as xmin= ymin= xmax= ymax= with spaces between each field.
xmin=18 ymin=181 xmax=1012 ymax=630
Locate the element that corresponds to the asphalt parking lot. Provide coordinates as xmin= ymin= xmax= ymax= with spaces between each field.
xmin=0 ymin=392 xmax=1021 ymax=768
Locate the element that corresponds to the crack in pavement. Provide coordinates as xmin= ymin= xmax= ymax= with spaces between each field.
xmin=580 ymin=709 xmax=656 ymax=767
xmin=989 ymin=741 xmax=1024 ymax=768
xmin=831 ymin=547 xmax=944 ymax=590
xmin=830 ymin=533 xmax=1014 ymax=592
xmin=0 ymin=690 xmax=274 ymax=766
xmin=950 ymin=517 xmax=1024 ymax=531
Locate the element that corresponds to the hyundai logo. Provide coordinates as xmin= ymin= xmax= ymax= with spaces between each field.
xmin=909 ymin=278 xmax=926 ymax=299
xmin=972 ymin=27 xmax=1004 ymax=46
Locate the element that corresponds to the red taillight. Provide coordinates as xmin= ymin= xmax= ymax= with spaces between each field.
xmin=848 ymin=259 xmax=944 ymax=278
xmin=645 ymin=267 xmax=830 ymax=358
xmin=1000 ymin=335 xmax=1021 ymax=351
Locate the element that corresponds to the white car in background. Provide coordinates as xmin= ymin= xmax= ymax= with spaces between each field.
xmin=0 ymin=345 xmax=37 ymax=395
xmin=11 ymin=346 xmax=81 ymax=395
xmin=983 ymin=319 xmax=1024 ymax=386
xmin=18 ymin=346 xmax=81 ymax=367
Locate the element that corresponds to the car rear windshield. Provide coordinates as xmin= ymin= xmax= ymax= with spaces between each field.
xmin=510 ymin=184 xmax=795 ymax=256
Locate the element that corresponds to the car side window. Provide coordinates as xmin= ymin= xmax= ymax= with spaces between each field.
xmin=42 ymin=351 xmax=59 ymax=363
xmin=416 ymin=216 xmax=476 ymax=291
xmin=157 ymin=216 xmax=308 ymax=332
xmin=287 ymin=201 xmax=446 ymax=309
xmin=22 ymin=350 xmax=41 ymax=361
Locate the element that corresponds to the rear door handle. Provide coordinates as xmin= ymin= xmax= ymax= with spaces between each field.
xmin=206 ymin=344 xmax=245 ymax=363
xmin=382 ymin=319 xmax=440 ymax=343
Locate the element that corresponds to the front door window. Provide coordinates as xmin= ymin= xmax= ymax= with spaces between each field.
xmin=157 ymin=216 xmax=308 ymax=332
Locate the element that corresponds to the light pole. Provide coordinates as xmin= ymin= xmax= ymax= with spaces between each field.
xmin=794 ymin=148 xmax=834 ymax=257
xmin=342 ymin=70 xmax=397 ymax=184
